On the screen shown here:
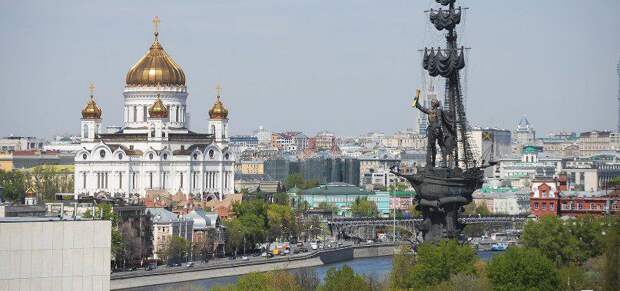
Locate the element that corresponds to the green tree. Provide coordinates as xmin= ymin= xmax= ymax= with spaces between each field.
xmin=286 ymin=174 xmax=305 ymax=190
xmin=558 ymin=264 xmax=593 ymax=291
xmin=267 ymin=203 xmax=296 ymax=241
xmin=159 ymin=236 xmax=190 ymax=265
xmin=521 ymin=215 xmax=607 ymax=266
xmin=319 ymin=265 xmax=372 ymax=291
xmin=487 ymin=247 xmax=560 ymax=291
xmin=351 ymin=197 xmax=378 ymax=217
xmin=391 ymin=240 xmax=477 ymax=290
xmin=0 ymin=169 xmax=26 ymax=202
xmin=293 ymin=269 xmax=319 ymax=291
xmin=213 ymin=271 xmax=301 ymax=291
xmin=390 ymin=245 xmax=417 ymax=289
xmin=603 ymin=214 xmax=620 ymax=291
xmin=273 ymin=192 xmax=290 ymax=205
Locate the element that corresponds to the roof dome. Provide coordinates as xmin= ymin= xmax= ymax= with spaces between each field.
xmin=126 ymin=28 xmax=185 ymax=87
xmin=209 ymin=96 xmax=228 ymax=120
xmin=81 ymin=96 xmax=102 ymax=119
xmin=148 ymin=95 xmax=169 ymax=118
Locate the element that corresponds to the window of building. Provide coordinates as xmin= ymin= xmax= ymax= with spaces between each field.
xmin=578 ymin=203 xmax=583 ymax=209
xmin=534 ymin=202 xmax=539 ymax=209
xmin=542 ymin=203 xmax=546 ymax=210
xmin=550 ymin=202 xmax=554 ymax=210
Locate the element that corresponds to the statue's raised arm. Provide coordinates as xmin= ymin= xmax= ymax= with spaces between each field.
xmin=412 ymin=88 xmax=429 ymax=114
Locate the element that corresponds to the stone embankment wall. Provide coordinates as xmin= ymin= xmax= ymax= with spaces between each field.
xmin=111 ymin=244 xmax=398 ymax=290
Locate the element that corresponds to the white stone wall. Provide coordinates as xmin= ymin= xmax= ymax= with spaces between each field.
xmin=74 ymin=143 xmax=235 ymax=199
xmin=0 ymin=220 xmax=111 ymax=291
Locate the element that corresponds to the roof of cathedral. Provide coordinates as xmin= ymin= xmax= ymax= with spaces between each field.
xmin=148 ymin=96 xmax=169 ymax=118
xmin=126 ymin=24 xmax=185 ymax=87
xmin=172 ymin=144 xmax=209 ymax=155
xmin=107 ymin=144 xmax=143 ymax=156
xmin=81 ymin=96 xmax=102 ymax=119
xmin=209 ymin=96 xmax=229 ymax=119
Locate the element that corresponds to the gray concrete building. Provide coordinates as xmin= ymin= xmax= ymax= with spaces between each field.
xmin=0 ymin=218 xmax=111 ymax=291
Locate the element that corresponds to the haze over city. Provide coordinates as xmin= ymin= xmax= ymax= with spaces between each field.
xmin=0 ymin=0 xmax=618 ymax=137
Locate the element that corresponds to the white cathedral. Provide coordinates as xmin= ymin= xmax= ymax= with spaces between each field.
xmin=74 ymin=19 xmax=235 ymax=200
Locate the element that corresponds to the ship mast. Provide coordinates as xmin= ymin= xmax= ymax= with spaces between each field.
xmin=423 ymin=0 xmax=475 ymax=169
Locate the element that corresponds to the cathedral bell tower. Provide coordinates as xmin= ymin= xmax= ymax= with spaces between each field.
xmin=208 ymin=84 xmax=229 ymax=146
xmin=80 ymin=83 xmax=102 ymax=142
xmin=147 ymin=95 xmax=169 ymax=140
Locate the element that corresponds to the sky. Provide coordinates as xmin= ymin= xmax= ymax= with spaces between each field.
xmin=0 ymin=0 xmax=619 ymax=138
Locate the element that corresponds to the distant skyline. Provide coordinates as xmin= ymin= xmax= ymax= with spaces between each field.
xmin=0 ymin=0 xmax=619 ymax=138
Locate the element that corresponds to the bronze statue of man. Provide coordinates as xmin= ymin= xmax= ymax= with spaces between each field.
xmin=413 ymin=89 xmax=455 ymax=168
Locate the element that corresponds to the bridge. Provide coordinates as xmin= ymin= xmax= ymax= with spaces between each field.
xmin=327 ymin=215 xmax=528 ymax=241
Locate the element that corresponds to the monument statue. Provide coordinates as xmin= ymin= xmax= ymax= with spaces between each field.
xmin=413 ymin=89 xmax=456 ymax=168
xmin=392 ymin=0 xmax=485 ymax=244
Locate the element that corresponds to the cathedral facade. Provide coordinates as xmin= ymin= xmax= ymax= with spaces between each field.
xmin=74 ymin=21 xmax=235 ymax=200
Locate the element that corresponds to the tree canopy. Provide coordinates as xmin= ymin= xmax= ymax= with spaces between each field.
xmin=319 ymin=265 xmax=372 ymax=291
xmin=351 ymin=197 xmax=378 ymax=217
xmin=391 ymin=240 xmax=477 ymax=290
xmin=521 ymin=215 xmax=608 ymax=266
xmin=487 ymin=247 xmax=560 ymax=291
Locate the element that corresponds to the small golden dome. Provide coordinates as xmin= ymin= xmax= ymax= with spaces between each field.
xmin=126 ymin=31 xmax=185 ymax=87
xmin=81 ymin=96 xmax=102 ymax=119
xmin=209 ymin=96 xmax=228 ymax=119
xmin=149 ymin=95 xmax=169 ymax=118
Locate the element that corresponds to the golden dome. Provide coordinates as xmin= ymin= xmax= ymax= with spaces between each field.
xmin=209 ymin=96 xmax=229 ymax=119
xmin=148 ymin=95 xmax=169 ymax=118
xmin=126 ymin=31 xmax=185 ymax=87
xmin=81 ymin=96 xmax=102 ymax=119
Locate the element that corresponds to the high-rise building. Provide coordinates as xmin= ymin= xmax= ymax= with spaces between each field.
xmin=417 ymin=80 xmax=435 ymax=136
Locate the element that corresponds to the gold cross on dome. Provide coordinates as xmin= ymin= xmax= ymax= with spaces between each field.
xmin=88 ymin=83 xmax=95 ymax=97
xmin=216 ymin=83 xmax=222 ymax=97
xmin=152 ymin=16 xmax=160 ymax=37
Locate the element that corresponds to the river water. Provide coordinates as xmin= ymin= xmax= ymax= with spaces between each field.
xmin=124 ymin=251 xmax=499 ymax=291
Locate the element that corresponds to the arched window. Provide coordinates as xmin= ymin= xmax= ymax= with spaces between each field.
xmin=82 ymin=124 xmax=88 ymax=138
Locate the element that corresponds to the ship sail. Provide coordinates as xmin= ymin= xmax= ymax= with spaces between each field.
xmin=422 ymin=0 xmax=475 ymax=169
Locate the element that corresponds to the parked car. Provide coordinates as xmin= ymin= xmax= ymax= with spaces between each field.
xmin=310 ymin=242 xmax=318 ymax=250
xmin=185 ymin=262 xmax=194 ymax=268
xmin=241 ymin=256 xmax=249 ymax=261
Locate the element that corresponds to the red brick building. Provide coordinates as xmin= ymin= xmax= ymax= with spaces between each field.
xmin=529 ymin=179 xmax=560 ymax=217
xmin=559 ymin=191 xmax=620 ymax=217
